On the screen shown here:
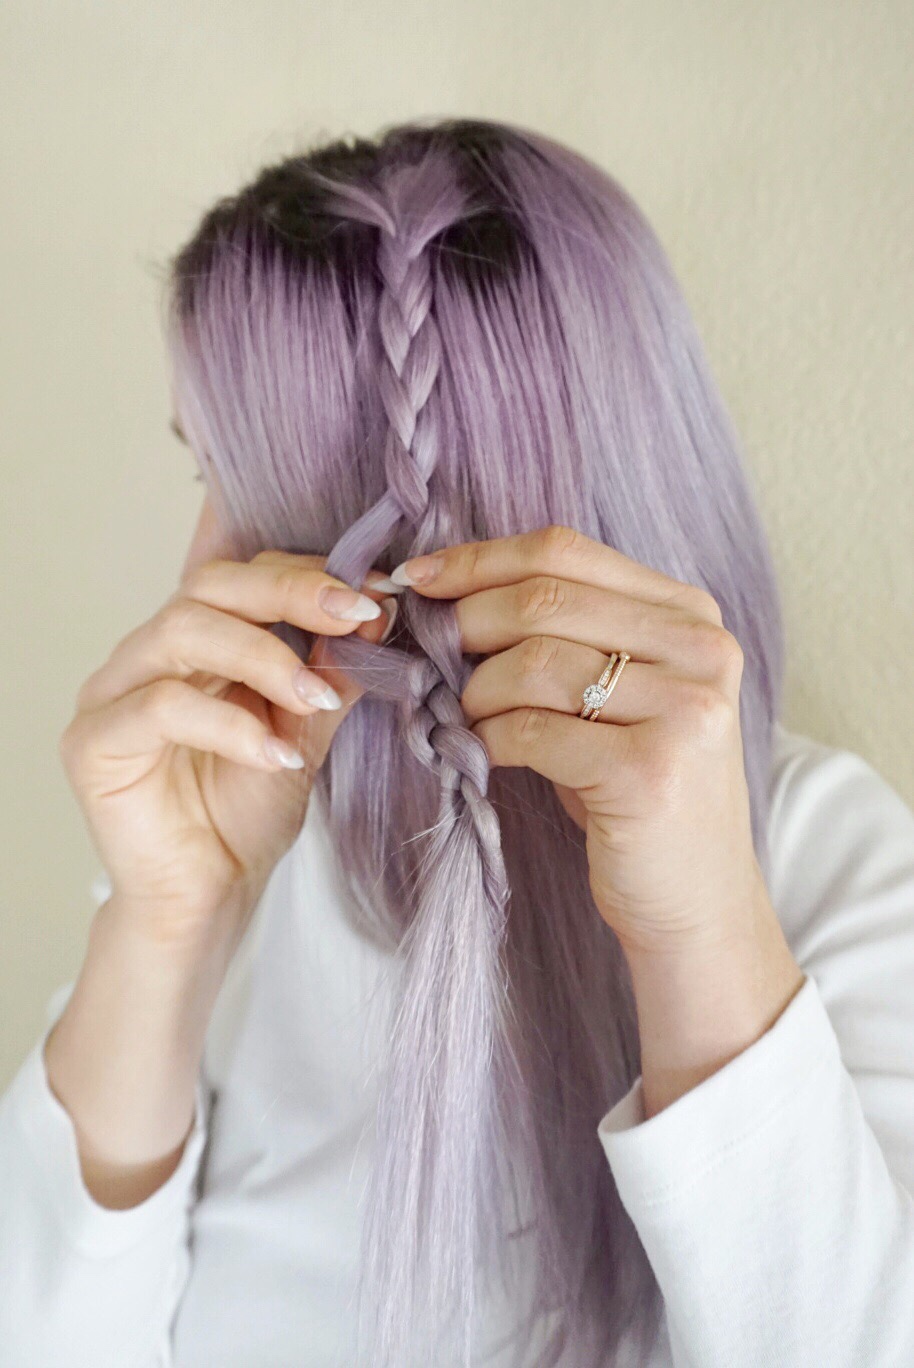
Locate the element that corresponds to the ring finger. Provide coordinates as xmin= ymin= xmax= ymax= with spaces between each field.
xmin=461 ymin=636 xmax=662 ymax=725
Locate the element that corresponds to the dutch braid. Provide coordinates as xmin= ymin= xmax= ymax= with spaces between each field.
xmin=320 ymin=162 xmax=457 ymax=584
xmin=318 ymin=162 xmax=506 ymax=850
xmin=310 ymin=162 xmax=526 ymax=1366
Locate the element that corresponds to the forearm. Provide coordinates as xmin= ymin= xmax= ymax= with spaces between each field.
xmin=622 ymin=893 xmax=806 ymax=1119
xmin=43 ymin=894 xmax=240 ymax=1209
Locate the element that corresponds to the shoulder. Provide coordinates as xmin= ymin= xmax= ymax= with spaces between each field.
xmin=766 ymin=722 xmax=914 ymax=1183
xmin=770 ymin=721 xmax=914 ymax=830
xmin=767 ymin=722 xmax=914 ymax=915
xmin=766 ymin=720 xmax=914 ymax=1031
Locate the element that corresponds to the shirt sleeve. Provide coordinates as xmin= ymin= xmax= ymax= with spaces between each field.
xmin=0 ymin=874 xmax=210 ymax=1368
xmin=596 ymin=737 xmax=914 ymax=1368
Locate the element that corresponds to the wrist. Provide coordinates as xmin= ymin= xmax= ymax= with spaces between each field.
xmin=97 ymin=882 xmax=253 ymax=977
xmin=44 ymin=892 xmax=234 ymax=1192
xmin=618 ymin=896 xmax=805 ymax=1118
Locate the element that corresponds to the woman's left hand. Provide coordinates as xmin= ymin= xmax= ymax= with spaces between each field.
xmin=391 ymin=525 xmax=769 ymax=959
xmin=392 ymin=525 xmax=807 ymax=1114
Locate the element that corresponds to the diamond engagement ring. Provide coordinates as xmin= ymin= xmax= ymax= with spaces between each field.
xmin=579 ymin=652 xmax=630 ymax=721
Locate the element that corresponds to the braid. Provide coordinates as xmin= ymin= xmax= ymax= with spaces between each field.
xmin=404 ymin=656 xmax=508 ymax=907
xmin=316 ymin=159 xmax=510 ymax=878
xmin=320 ymin=161 xmax=458 ymax=588
xmin=311 ymin=162 xmax=528 ymax=1366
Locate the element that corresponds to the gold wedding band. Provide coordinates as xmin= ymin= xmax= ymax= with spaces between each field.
xmin=579 ymin=652 xmax=630 ymax=721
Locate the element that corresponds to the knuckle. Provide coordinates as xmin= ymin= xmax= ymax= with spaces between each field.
xmin=681 ymin=585 xmax=724 ymax=626
xmin=179 ymin=561 xmax=215 ymax=599
xmin=517 ymin=575 xmax=567 ymax=628
xmin=674 ymin=680 xmax=735 ymax=739
xmin=154 ymin=597 xmax=199 ymax=646
xmin=250 ymin=549 xmax=288 ymax=566
xmin=538 ymin=523 xmax=586 ymax=565
xmin=721 ymin=628 xmax=744 ymax=675
xmin=74 ymin=669 xmax=104 ymax=713
xmin=516 ymin=706 xmax=550 ymax=745
xmin=462 ymin=538 xmax=488 ymax=582
xmin=238 ymin=625 xmax=275 ymax=668
xmin=142 ymin=678 xmax=184 ymax=721
xmin=637 ymin=734 xmax=683 ymax=801
xmin=517 ymin=634 xmax=562 ymax=682
xmin=708 ymin=625 xmax=744 ymax=682
xmin=57 ymin=718 xmax=84 ymax=773
xmin=274 ymin=564 xmax=309 ymax=616
xmin=679 ymin=617 xmax=720 ymax=658
xmin=225 ymin=703 xmax=257 ymax=743
xmin=697 ymin=590 xmax=725 ymax=626
xmin=681 ymin=618 xmax=741 ymax=673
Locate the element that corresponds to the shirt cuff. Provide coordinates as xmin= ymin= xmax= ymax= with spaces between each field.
xmin=4 ymin=1016 xmax=209 ymax=1259
xmin=597 ymin=972 xmax=837 ymax=1209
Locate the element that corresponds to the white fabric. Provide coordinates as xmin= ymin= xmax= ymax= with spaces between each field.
xmin=1 ymin=722 xmax=913 ymax=1367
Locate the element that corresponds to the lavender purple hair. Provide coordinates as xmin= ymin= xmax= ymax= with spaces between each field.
xmin=165 ymin=118 xmax=784 ymax=1366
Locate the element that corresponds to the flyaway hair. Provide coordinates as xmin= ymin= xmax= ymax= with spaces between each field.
xmin=165 ymin=118 xmax=784 ymax=1366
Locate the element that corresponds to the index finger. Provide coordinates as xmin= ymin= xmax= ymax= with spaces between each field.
xmin=180 ymin=550 xmax=385 ymax=637
xmin=390 ymin=524 xmax=716 ymax=616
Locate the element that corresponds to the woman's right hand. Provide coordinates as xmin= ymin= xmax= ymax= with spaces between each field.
xmin=59 ymin=514 xmax=395 ymax=958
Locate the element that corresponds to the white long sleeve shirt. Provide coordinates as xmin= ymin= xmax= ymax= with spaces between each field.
xmin=1 ymin=721 xmax=913 ymax=1367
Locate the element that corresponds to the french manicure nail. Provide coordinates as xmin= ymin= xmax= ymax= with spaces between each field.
xmin=292 ymin=667 xmax=342 ymax=710
xmin=262 ymin=736 xmax=306 ymax=769
xmin=363 ymin=571 xmax=406 ymax=595
xmin=378 ymin=597 xmax=399 ymax=644
xmin=390 ymin=554 xmax=444 ymax=587
xmin=318 ymin=585 xmax=382 ymax=621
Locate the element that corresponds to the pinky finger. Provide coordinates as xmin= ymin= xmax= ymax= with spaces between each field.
xmin=67 ymin=678 xmax=306 ymax=784
xmin=471 ymin=707 xmax=621 ymax=792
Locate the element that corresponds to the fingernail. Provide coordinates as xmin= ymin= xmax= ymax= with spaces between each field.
xmin=390 ymin=554 xmax=444 ymax=587
xmin=292 ymin=667 xmax=342 ymax=710
xmin=363 ymin=570 xmax=406 ymax=596
xmin=262 ymin=736 xmax=306 ymax=769
xmin=318 ymin=586 xmax=382 ymax=621
xmin=378 ymin=597 xmax=399 ymax=644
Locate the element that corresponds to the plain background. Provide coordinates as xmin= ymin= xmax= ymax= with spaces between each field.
xmin=1 ymin=0 xmax=912 ymax=1086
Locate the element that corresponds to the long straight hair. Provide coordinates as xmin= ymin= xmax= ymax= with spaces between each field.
xmin=166 ymin=118 xmax=784 ymax=1367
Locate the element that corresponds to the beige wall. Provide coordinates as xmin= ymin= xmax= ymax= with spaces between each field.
xmin=2 ymin=0 xmax=912 ymax=1085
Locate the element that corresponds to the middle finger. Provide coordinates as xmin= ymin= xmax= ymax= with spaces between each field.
xmin=455 ymin=577 xmax=719 ymax=676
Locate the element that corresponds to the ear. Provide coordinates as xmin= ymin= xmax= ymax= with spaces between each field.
xmin=180 ymin=494 xmax=240 ymax=580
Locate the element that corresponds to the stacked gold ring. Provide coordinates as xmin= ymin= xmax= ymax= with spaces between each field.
xmin=579 ymin=652 xmax=630 ymax=721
